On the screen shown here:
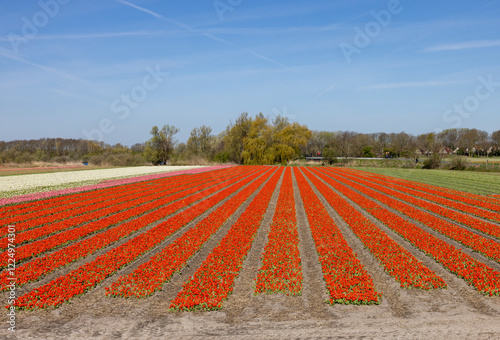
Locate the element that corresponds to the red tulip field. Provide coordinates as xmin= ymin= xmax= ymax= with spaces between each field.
xmin=2 ymin=165 xmax=500 ymax=338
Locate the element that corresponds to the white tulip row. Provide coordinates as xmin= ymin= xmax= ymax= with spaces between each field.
xmin=0 ymin=166 xmax=207 ymax=198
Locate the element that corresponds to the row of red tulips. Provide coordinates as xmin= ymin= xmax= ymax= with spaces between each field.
xmin=319 ymin=168 xmax=500 ymax=296
xmin=0 ymin=168 xmax=240 ymax=249
xmin=0 ymin=169 xmax=209 ymax=233
xmin=329 ymin=169 xmax=500 ymax=240
xmin=169 ymin=168 xmax=283 ymax=311
xmin=0 ymin=167 xmax=252 ymax=268
xmin=254 ymin=168 xmax=303 ymax=296
xmin=107 ymin=167 xmax=275 ymax=299
xmin=0 ymin=173 xmax=174 ymax=227
xmin=0 ymin=167 xmax=257 ymax=291
xmin=357 ymin=169 xmax=500 ymax=206
xmin=323 ymin=168 xmax=500 ymax=263
xmin=0 ymin=166 xmax=204 ymax=216
xmin=13 ymin=167 xmax=269 ymax=309
xmin=305 ymin=168 xmax=447 ymax=290
xmin=293 ymin=168 xmax=381 ymax=304
xmin=5 ymin=165 xmax=500 ymax=312
xmin=0 ymin=184 xmax=103 ymax=215
xmin=343 ymin=169 xmax=500 ymax=223
xmin=346 ymin=168 xmax=500 ymax=213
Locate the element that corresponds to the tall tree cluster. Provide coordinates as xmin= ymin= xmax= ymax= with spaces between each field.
xmin=0 ymin=138 xmax=146 ymax=166
xmin=304 ymin=128 xmax=500 ymax=161
xmin=144 ymin=125 xmax=179 ymax=164
xmin=1 ymin=118 xmax=499 ymax=166
xmin=229 ymin=113 xmax=311 ymax=165
xmin=187 ymin=125 xmax=214 ymax=157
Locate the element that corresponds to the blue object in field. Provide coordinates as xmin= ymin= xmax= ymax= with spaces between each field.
xmin=82 ymin=162 xmax=88 ymax=166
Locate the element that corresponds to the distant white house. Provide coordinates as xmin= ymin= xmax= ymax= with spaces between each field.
xmin=439 ymin=147 xmax=453 ymax=156
xmin=465 ymin=147 xmax=477 ymax=155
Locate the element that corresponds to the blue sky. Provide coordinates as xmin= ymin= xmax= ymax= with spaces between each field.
xmin=1 ymin=0 xmax=499 ymax=146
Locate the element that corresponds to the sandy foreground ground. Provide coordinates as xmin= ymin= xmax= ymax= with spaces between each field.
xmin=2 ymin=291 xmax=499 ymax=340
xmin=2 ymin=167 xmax=500 ymax=339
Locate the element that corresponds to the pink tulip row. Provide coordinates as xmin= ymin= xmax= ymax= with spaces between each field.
xmin=0 ymin=165 xmax=234 ymax=206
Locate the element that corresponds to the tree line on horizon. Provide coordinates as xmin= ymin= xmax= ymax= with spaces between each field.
xmin=1 ymin=113 xmax=499 ymax=166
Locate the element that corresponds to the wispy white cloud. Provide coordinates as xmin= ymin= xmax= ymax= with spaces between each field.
xmin=314 ymin=83 xmax=337 ymax=100
xmin=0 ymin=47 xmax=110 ymax=95
xmin=0 ymin=31 xmax=169 ymax=42
xmin=115 ymin=0 xmax=192 ymax=30
xmin=168 ymin=66 xmax=287 ymax=82
xmin=423 ymin=40 xmax=500 ymax=52
xmin=201 ymin=25 xmax=339 ymax=36
xmin=209 ymin=2 xmax=344 ymax=25
xmin=362 ymin=81 xmax=458 ymax=90
xmin=115 ymin=0 xmax=300 ymax=73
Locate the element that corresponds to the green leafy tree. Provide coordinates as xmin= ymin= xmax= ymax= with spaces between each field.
xmin=307 ymin=131 xmax=335 ymax=156
xmin=322 ymin=145 xmax=338 ymax=164
xmin=492 ymin=130 xmax=500 ymax=147
xmin=242 ymin=113 xmax=273 ymax=165
xmin=241 ymin=114 xmax=311 ymax=165
xmin=146 ymin=125 xmax=179 ymax=164
xmin=362 ymin=146 xmax=374 ymax=158
xmin=187 ymin=125 xmax=213 ymax=158
xmin=223 ymin=113 xmax=252 ymax=164
xmin=272 ymin=121 xmax=311 ymax=164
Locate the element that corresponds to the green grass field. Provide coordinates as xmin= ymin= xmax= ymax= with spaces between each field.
xmin=355 ymin=167 xmax=500 ymax=196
